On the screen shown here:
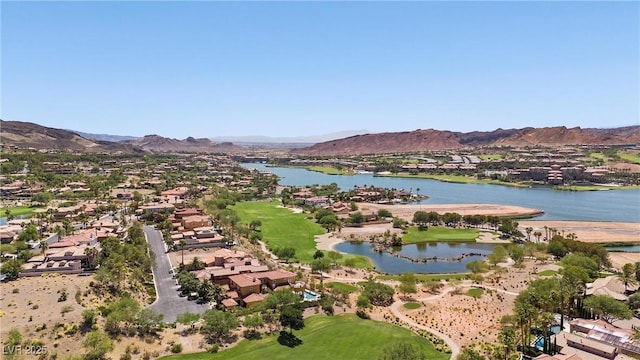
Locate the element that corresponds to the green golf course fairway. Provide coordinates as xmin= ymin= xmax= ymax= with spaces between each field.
xmin=231 ymin=201 xmax=370 ymax=267
xmin=159 ymin=314 xmax=450 ymax=360
xmin=402 ymin=226 xmax=480 ymax=244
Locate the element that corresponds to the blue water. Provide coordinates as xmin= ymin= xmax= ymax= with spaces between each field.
xmin=606 ymin=245 xmax=640 ymax=252
xmin=243 ymin=163 xmax=640 ymax=222
xmin=535 ymin=337 xmax=544 ymax=349
xmin=303 ymin=290 xmax=320 ymax=301
xmin=335 ymin=241 xmax=496 ymax=274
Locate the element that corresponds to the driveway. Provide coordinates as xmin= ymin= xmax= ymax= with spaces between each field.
xmin=144 ymin=225 xmax=209 ymax=323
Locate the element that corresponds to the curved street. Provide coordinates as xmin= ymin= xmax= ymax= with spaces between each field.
xmin=144 ymin=225 xmax=209 ymax=323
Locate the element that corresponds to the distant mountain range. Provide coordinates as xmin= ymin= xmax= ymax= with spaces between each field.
xmin=211 ymin=130 xmax=368 ymax=145
xmin=294 ymin=126 xmax=640 ymax=155
xmin=1 ymin=120 xmax=143 ymax=153
xmin=2 ymin=120 xmax=638 ymax=155
xmin=69 ymin=130 xmax=137 ymax=142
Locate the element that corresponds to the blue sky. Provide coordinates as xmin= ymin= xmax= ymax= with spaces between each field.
xmin=1 ymin=1 xmax=638 ymax=139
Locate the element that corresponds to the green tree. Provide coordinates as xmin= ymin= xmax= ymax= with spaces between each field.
xmin=377 ymin=342 xmax=426 ymax=360
xmin=249 ymin=219 xmax=262 ymax=231
xmin=179 ymin=239 xmax=187 ymax=265
xmin=619 ymin=263 xmax=638 ymax=293
xmin=135 ymin=308 xmax=164 ymax=335
xmin=398 ymin=273 xmax=417 ymax=298
xmin=32 ymin=191 xmax=53 ymax=205
xmin=262 ymin=288 xmax=301 ymax=310
xmin=176 ymin=312 xmax=201 ymax=326
xmin=311 ymin=257 xmax=332 ymax=288
xmin=412 ymin=211 xmax=429 ymax=230
xmin=628 ymin=293 xmax=640 ymax=311
xmin=327 ymin=250 xmax=343 ymax=266
xmin=488 ymin=245 xmax=508 ymax=266
xmin=18 ymin=224 xmax=39 ymax=242
xmin=201 ymin=309 xmax=239 ymax=343
xmin=279 ymin=305 xmax=304 ymax=334
xmin=465 ymin=260 xmax=488 ymax=274
xmin=274 ymin=247 xmax=296 ymax=263
xmin=1 ymin=259 xmax=22 ymax=280
xmin=313 ymin=250 xmax=325 ymax=259
xmin=243 ymin=313 xmax=264 ymax=338
xmin=83 ymin=330 xmax=114 ymax=360
xmin=348 ymin=212 xmax=365 ymax=226
xmin=361 ymin=281 xmax=395 ymax=306
xmin=584 ymin=295 xmax=633 ymax=323
xmin=377 ymin=209 xmax=392 ymax=218
xmin=508 ymin=245 xmax=524 ymax=265
xmin=456 ymin=347 xmax=485 ymax=360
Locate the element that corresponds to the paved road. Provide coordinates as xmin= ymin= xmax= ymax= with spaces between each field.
xmin=144 ymin=225 xmax=209 ymax=323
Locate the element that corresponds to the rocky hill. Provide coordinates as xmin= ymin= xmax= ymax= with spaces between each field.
xmin=0 ymin=120 xmax=245 ymax=153
xmin=0 ymin=120 xmax=142 ymax=152
xmin=294 ymin=126 xmax=640 ymax=155
xmin=123 ymin=135 xmax=244 ymax=153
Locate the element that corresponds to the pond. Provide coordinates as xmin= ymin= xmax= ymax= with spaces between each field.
xmin=335 ymin=241 xmax=497 ymax=274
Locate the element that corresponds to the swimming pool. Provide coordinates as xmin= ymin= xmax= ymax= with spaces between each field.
xmin=303 ymin=289 xmax=320 ymax=301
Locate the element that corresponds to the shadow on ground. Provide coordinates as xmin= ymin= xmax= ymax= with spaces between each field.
xmin=278 ymin=331 xmax=303 ymax=348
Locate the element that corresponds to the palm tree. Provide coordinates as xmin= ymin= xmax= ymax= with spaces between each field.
xmin=39 ymin=241 xmax=48 ymax=256
xmin=179 ymin=239 xmax=187 ymax=266
xmin=533 ymin=231 xmax=542 ymax=243
xmin=619 ymin=263 xmax=638 ymax=293
xmin=525 ymin=227 xmax=533 ymax=242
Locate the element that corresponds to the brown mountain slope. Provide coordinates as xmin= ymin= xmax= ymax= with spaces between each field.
xmin=124 ymin=135 xmax=245 ymax=153
xmin=295 ymin=126 xmax=640 ymax=155
xmin=0 ymin=120 xmax=142 ymax=152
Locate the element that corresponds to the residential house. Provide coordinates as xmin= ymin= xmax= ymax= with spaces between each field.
xmin=228 ymin=274 xmax=262 ymax=297
xmin=257 ymin=269 xmax=296 ymax=290
xmin=586 ymin=276 xmax=638 ymax=301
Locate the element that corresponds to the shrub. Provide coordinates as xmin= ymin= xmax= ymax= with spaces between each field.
xmin=356 ymin=310 xmax=370 ymax=319
xmin=170 ymin=343 xmax=183 ymax=353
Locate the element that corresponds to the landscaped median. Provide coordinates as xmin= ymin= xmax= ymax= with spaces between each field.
xmin=231 ymin=201 xmax=370 ymax=267
xmin=158 ymin=314 xmax=450 ymax=360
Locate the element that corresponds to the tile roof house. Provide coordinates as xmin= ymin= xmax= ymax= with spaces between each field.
xmin=242 ymin=293 xmax=267 ymax=308
xmin=586 ymin=275 xmax=638 ymax=301
xmin=228 ymin=274 xmax=262 ymax=297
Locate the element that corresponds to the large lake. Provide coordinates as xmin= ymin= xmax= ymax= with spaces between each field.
xmin=243 ymin=163 xmax=640 ymax=273
xmin=244 ymin=163 xmax=640 ymax=222
xmin=335 ymin=241 xmax=496 ymax=274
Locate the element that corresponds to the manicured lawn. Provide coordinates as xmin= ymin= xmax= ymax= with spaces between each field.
xmin=537 ymin=270 xmax=557 ymax=277
xmin=159 ymin=314 xmax=449 ymax=360
xmin=305 ymin=166 xmax=353 ymax=175
xmin=325 ymin=282 xmax=358 ymax=294
xmin=232 ymin=201 xmax=325 ymax=263
xmin=402 ymin=226 xmax=479 ymax=244
xmin=589 ymin=152 xmax=610 ymax=162
xmin=377 ymin=173 xmax=529 ymax=188
xmin=466 ymin=288 xmax=484 ymax=298
xmin=377 ymin=273 xmax=469 ymax=282
xmin=404 ymin=302 xmax=421 ymax=309
xmin=0 ymin=205 xmax=42 ymax=218
xmin=231 ymin=201 xmax=370 ymax=267
xmin=619 ymin=153 xmax=640 ymax=164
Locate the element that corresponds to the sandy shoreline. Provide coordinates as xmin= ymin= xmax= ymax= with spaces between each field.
xmin=518 ymin=220 xmax=640 ymax=243
xmin=314 ymin=220 xmax=639 ymax=254
xmin=357 ymin=202 xmax=544 ymax=220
